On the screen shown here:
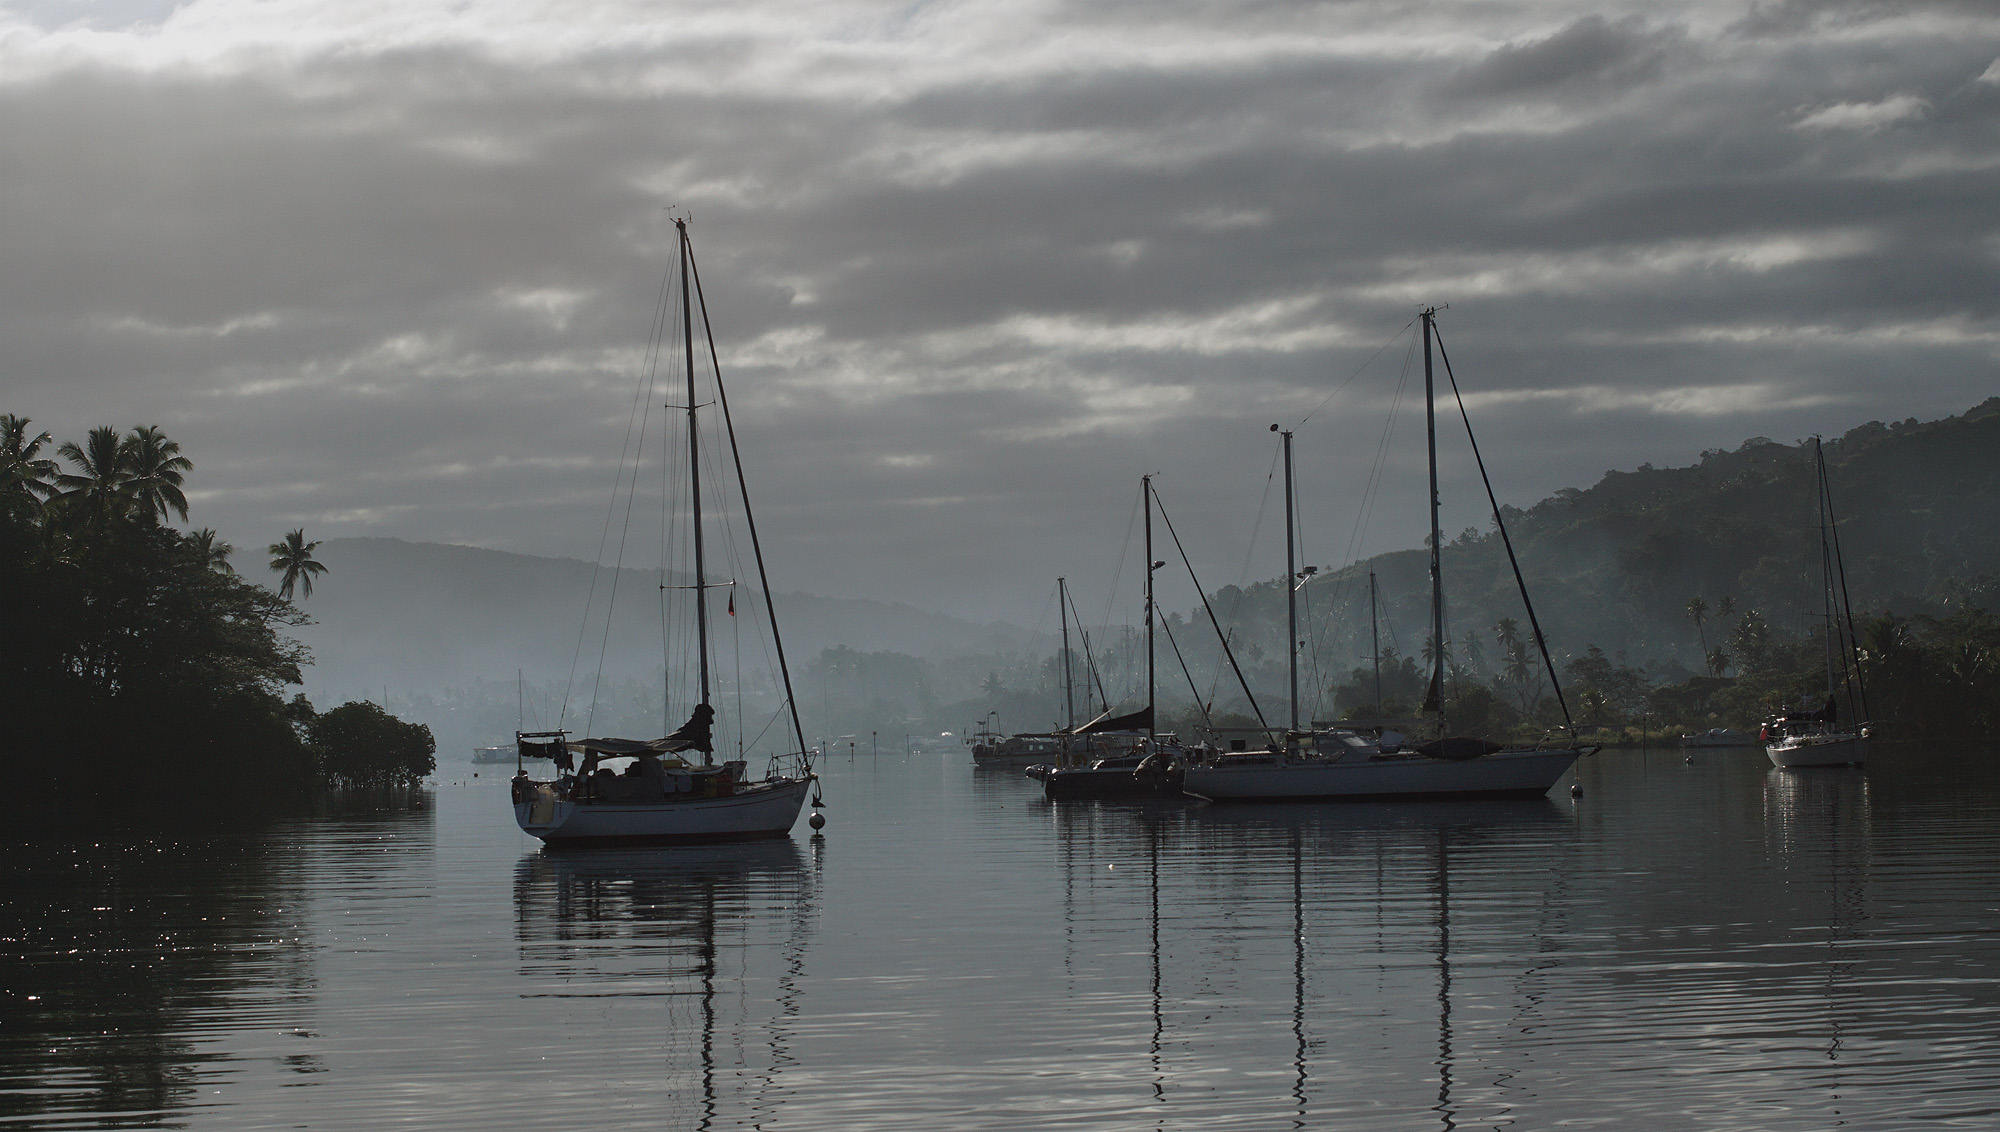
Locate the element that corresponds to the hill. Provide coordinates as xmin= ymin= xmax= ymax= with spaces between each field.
xmin=292 ymin=537 xmax=1040 ymax=707
xmin=1163 ymin=398 xmax=2000 ymax=722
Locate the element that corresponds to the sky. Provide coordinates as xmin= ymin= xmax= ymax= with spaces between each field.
xmin=4 ymin=0 xmax=1997 ymax=624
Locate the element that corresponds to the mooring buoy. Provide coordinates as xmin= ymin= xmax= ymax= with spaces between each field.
xmin=1570 ymin=783 xmax=1583 ymax=798
xmin=809 ymin=811 xmax=826 ymax=830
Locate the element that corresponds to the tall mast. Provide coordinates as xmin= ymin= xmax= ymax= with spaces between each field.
xmin=1814 ymin=439 xmax=1838 ymax=701
xmin=1281 ymin=426 xmax=1299 ymax=735
xmin=1816 ymin=437 xmax=1870 ymax=721
xmin=1059 ymin=576 xmax=1076 ymax=733
xmin=1421 ymin=307 xmax=1445 ymax=717
xmin=679 ymin=218 xmax=711 ymax=707
xmin=1370 ymin=570 xmax=1382 ymax=715
xmin=1144 ymin=474 xmax=1157 ymax=746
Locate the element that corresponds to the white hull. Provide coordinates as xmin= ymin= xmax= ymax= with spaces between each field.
xmin=515 ymin=777 xmax=811 ymax=845
xmin=1183 ymin=747 xmax=1584 ymax=802
xmin=1767 ymin=734 xmax=1867 ymax=768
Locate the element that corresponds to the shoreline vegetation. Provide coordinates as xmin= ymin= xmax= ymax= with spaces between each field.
xmin=1 ymin=416 xmax=432 ymax=799
xmin=10 ymin=401 xmax=1996 ymax=778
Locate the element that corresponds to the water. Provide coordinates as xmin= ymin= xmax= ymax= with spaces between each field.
xmin=6 ymin=745 xmax=2000 ymax=1130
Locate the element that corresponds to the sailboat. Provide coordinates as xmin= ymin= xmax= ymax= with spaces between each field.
xmin=1034 ymin=477 xmax=1189 ymax=801
xmin=972 ymin=578 xmax=1095 ymax=767
xmin=1764 ymin=438 xmax=1870 ymax=768
xmin=1182 ymin=308 xmax=1594 ymax=802
xmin=511 ymin=219 xmax=818 ymax=845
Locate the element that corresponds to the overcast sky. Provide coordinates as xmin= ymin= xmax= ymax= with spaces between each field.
xmin=4 ymin=0 xmax=1997 ymax=623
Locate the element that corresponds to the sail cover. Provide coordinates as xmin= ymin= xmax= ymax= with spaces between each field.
xmin=1075 ymin=705 xmax=1152 ymax=734
xmin=654 ymin=702 xmax=716 ymax=753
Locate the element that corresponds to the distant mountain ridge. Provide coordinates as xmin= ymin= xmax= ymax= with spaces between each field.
xmin=1204 ymin=397 xmax=2000 ymax=693
xmin=292 ymin=537 xmax=1037 ymax=702
xmin=296 ymin=399 xmax=2000 ymax=720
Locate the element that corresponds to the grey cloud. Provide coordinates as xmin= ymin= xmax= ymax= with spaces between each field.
xmin=1441 ymin=15 xmax=1686 ymax=100
xmin=3 ymin=3 xmax=1998 ymax=621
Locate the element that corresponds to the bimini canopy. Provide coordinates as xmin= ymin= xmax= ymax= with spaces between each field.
xmin=569 ymin=737 xmax=660 ymax=757
xmin=1074 ymin=705 xmax=1152 ymax=735
xmin=569 ymin=703 xmax=716 ymax=757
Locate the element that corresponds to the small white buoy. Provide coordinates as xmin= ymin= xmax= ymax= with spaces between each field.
xmin=809 ymin=811 xmax=826 ymax=830
xmin=1570 ymin=783 xmax=1583 ymax=798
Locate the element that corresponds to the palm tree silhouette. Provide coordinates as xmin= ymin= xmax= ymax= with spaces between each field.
xmin=56 ymin=425 xmax=133 ymax=522
xmin=0 ymin=414 xmax=59 ymax=515
xmin=190 ymin=528 xmax=236 ymax=574
xmin=123 ymin=425 xmax=193 ymax=524
xmin=268 ymin=529 xmax=328 ymax=601
xmin=1685 ymin=595 xmax=1710 ymax=659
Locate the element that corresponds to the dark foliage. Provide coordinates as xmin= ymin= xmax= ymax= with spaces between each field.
xmin=0 ymin=418 xmax=318 ymax=796
xmin=308 ymin=701 xmax=437 ymax=788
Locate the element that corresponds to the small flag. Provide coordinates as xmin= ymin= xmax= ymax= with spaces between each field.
xmin=727 ymin=593 xmax=735 ymax=617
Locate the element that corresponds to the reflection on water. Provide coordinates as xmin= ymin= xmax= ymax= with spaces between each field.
xmin=512 ymin=843 xmax=819 ymax=1131
xmin=0 ymin=794 xmax=432 ymax=1130
xmin=6 ymin=747 xmax=2000 ymax=1130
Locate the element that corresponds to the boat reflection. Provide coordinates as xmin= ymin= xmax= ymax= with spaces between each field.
xmin=512 ymin=841 xmax=819 ymax=1130
xmin=1047 ymin=798 xmax=1573 ymax=1128
xmin=1763 ymin=764 xmax=1871 ymax=1083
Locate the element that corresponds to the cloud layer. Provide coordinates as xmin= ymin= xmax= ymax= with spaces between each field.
xmin=3 ymin=0 xmax=1997 ymax=621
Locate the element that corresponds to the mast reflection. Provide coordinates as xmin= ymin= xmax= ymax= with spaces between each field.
xmin=1048 ymin=798 xmax=1570 ymax=1127
xmin=513 ymin=842 xmax=816 ymax=1129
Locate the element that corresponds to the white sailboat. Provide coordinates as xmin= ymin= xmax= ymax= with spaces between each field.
xmin=1765 ymin=438 xmax=1870 ymax=769
xmin=1184 ymin=308 xmax=1594 ymax=802
xmin=511 ymin=219 xmax=817 ymax=845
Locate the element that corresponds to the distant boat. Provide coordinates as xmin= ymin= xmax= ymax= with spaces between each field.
xmin=1679 ymin=728 xmax=1757 ymax=749
xmin=510 ymin=220 xmax=818 ymax=845
xmin=1183 ymin=308 xmax=1593 ymax=803
xmin=1765 ymin=438 xmax=1870 ymax=769
xmin=473 ymin=745 xmax=533 ymax=764
xmin=973 ymin=733 xmax=1067 ymax=765
xmin=1031 ymin=479 xmax=1196 ymax=802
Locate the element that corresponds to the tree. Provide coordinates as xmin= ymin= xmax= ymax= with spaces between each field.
xmin=189 ymin=528 xmax=235 ymax=574
xmin=57 ymin=425 xmax=132 ymax=523
xmin=268 ymin=529 xmax=327 ymax=601
xmin=0 ymin=415 xmax=59 ymax=515
xmin=309 ymin=701 xmax=435 ymax=788
xmin=122 ymin=425 xmax=192 ymax=524
xmin=1686 ymin=595 xmax=1710 ymax=658
xmin=4 ymin=417 xmax=317 ymax=799
xmin=1706 ymin=645 xmax=1731 ymax=677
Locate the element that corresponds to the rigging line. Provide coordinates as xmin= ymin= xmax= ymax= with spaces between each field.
xmin=1206 ymin=441 xmax=1282 ymax=709
xmin=1430 ymin=323 xmax=1575 ymax=739
xmin=587 ymin=274 xmax=674 ymax=735
xmin=1153 ymin=490 xmax=1278 ymax=742
xmin=1299 ymin=315 xmax=1420 ymax=426
xmin=1100 ymin=481 xmax=1144 ymax=633
xmin=688 ymin=235 xmax=811 ymax=770
xmin=561 ymin=255 xmax=676 ymax=729
xmin=1818 ymin=441 xmax=1871 ymax=721
xmin=1065 ymin=584 xmax=1112 ymax=714
xmin=1338 ymin=326 xmax=1419 ymax=576
xmin=1301 ymin=578 xmax=1326 ymax=722
xmin=1157 ymin=610 xmax=1215 ymax=732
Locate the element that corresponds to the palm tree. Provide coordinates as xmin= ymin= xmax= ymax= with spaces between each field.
xmin=1685 ymin=595 xmax=1710 ymax=659
xmin=268 ymin=529 xmax=328 ymax=601
xmin=1705 ymin=645 xmax=1731 ymax=678
xmin=0 ymin=414 xmax=59 ymax=515
xmin=122 ymin=425 xmax=193 ymax=524
xmin=57 ymin=425 xmax=133 ymax=521
xmin=190 ymin=528 xmax=236 ymax=574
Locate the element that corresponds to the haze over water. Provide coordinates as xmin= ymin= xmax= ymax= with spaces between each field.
xmin=6 ymin=745 xmax=1998 ymax=1130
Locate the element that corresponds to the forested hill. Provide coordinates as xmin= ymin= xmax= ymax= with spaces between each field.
xmin=1209 ymin=398 xmax=2000 ymax=688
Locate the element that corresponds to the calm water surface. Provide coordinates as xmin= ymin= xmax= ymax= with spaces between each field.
xmin=5 ymin=744 xmax=1999 ymax=1130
